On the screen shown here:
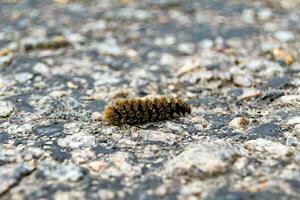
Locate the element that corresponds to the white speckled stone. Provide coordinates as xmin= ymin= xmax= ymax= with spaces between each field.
xmin=0 ymin=101 xmax=14 ymax=118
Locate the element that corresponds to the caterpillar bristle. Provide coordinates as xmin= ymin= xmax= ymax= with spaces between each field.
xmin=103 ymin=96 xmax=192 ymax=126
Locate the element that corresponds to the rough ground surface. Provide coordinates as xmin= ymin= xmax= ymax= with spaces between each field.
xmin=0 ymin=0 xmax=300 ymax=199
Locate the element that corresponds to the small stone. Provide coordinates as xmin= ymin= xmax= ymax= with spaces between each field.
xmin=0 ymin=48 xmax=13 ymax=57
xmin=244 ymin=138 xmax=293 ymax=159
xmin=137 ymin=130 xmax=178 ymax=145
xmin=257 ymin=9 xmax=272 ymax=21
xmin=294 ymin=124 xmax=300 ymax=138
xmin=294 ymin=151 xmax=300 ymax=165
xmin=274 ymin=31 xmax=295 ymax=42
xmin=23 ymin=147 xmax=43 ymax=161
xmin=71 ymin=149 xmax=95 ymax=164
xmin=95 ymin=39 xmax=123 ymax=56
xmin=249 ymin=123 xmax=282 ymax=139
xmin=49 ymin=90 xmax=67 ymax=98
xmin=88 ymin=160 xmax=110 ymax=172
xmin=273 ymin=48 xmax=295 ymax=65
xmin=260 ymin=42 xmax=278 ymax=53
xmin=280 ymin=95 xmax=300 ymax=106
xmin=199 ymin=39 xmax=214 ymax=49
xmin=98 ymin=189 xmax=116 ymax=200
xmin=177 ymin=43 xmax=195 ymax=55
xmin=233 ymin=74 xmax=253 ymax=87
xmin=105 ymin=152 xmax=141 ymax=177
xmin=180 ymin=181 xmax=203 ymax=196
xmin=14 ymin=72 xmax=33 ymax=83
xmin=229 ymin=117 xmax=249 ymax=130
xmin=67 ymin=81 xmax=78 ymax=89
xmin=38 ymin=160 xmax=83 ymax=181
xmin=280 ymin=0 xmax=300 ymax=9
xmin=241 ymin=9 xmax=255 ymax=23
xmin=165 ymin=140 xmax=239 ymax=178
xmin=116 ymin=8 xmax=153 ymax=21
xmin=57 ymin=132 xmax=96 ymax=149
xmin=287 ymin=116 xmax=300 ymax=126
xmin=91 ymin=112 xmax=102 ymax=121
xmin=246 ymin=59 xmax=265 ymax=71
xmin=33 ymin=63 xmax=50 ymax=76
xmin=160 ymin=53 xmax=176 ymax=66
xmin=154 ymin=185 xmax=168 ymax=197
xmin=34 ymin=123 xmax=63 ymax=136
xmin=0 ymin=55 xmax=13 ymax=67
xmin=265 ymin=77 xmax=289 ymax=89
xmin=67 ymin=33 xmax=86 ymax=44
xmin=0 ymin=101 xmax=14 ymax=118
xmin=239 ymin=88 xmax=261 ymax=100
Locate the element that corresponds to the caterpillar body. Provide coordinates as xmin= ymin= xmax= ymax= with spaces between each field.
xmin=103 ymin=96 xmax=191 ymax=126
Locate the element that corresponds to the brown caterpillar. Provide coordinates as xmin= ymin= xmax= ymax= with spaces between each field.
xmin=103 ymin=96 xmax=191 ymax=126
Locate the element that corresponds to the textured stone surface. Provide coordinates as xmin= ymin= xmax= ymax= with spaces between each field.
xmin=165 ymin=140 xmax=240 ymax=178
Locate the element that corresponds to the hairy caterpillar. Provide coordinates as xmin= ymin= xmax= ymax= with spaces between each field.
xmin=103 ymin=96 xmax=191 ymax=126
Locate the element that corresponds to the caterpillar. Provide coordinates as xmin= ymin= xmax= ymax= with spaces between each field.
xmin=103 ymin=96 xmax=191 ymax=126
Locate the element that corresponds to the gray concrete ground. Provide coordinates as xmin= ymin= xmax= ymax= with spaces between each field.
xmin=0 ymin=0 xmax=300 ymax=199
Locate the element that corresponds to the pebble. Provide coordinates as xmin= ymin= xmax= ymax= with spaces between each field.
xmin=265 ymin=77 xmax=289 ymax=89
xmin=98 ymin=189 xmax=116 ymax=200
xmin=199 ymin=39 xmax=214 ymax=49
xmin=0 ymin=101 xmax=14 ymax=118
xmin=279 ymin=95 xmax=300 ymax=106
xmin=14 ymin=72 xmax=34 ymax=83
xmin=249 ymin=123 xmax=282 ymax=139
xmin=0 ymin=48 xmax=13 ymax=57
xmin=34 ymin=123 xmax=63 ymax=136
xmin=257 ymin=9 xmax=272 ymax=21
xmin=23 ymin=147 xmax=43 ymax=161
xmin=96 ymin=40 xmax=123 ymax=56
xmin=71 ymin=149 xmax=95 ymax=164
xmin=67 ymin=33 xmax=86 ymax=44
xmin=88 ymin=160 xmax=110 ymax=172
xmin=177 ymin=43 xmax=195 ymax=55
xmin=244 ymin=138 xmax=293 ymax=159
xmin=116 ymin=8 xmax=153 ymax=21
xmin=294 ymin=124 xmax=300 ymax=138
xmin=273 ymin=48 xmax=295 ymax=65
xmin=160 ymin=53 xmax=176 ymax=66
xmin=137 ymin=130 xmax=178 ymax=145
xmin=57 ymin=132 xmax=96 ymax=149
xmin=0 ymin=55 xmax=13 ymax=67
xmin=241 ymin=9 xmax=255 ymax=23
xmin=165 ymin=140 xmax=239 ymax=178
xmin=229 ymin=117 xmax=249 ymax=130
xmin=180 ymin=181 xmax=203 ymax=197
xmin=287 ymin=116 xmax=300 ymax=126
xmin=91 ymin=112 xmax=102 ymax=121
xmin=38 ymin=160 xmax=83 ymax=181
xmin=233 ymin=74 xmax=253 ymax=87
xmin=294 ymin=151 xmax=300 ymax=165
xmin=239 ymin=88 xmax=261 ymax=100
xmin=246 ymin=60 xmax=265 ymax=71
xmin=94 ymin=152 xmax=141 ymax=178
xmin=274 ymin=31 xmax=295 ymax=42
xmin=49 ymin=90 xmax=67 ymax=98
xmin=33 ymin=63 xmax=50 ymax=76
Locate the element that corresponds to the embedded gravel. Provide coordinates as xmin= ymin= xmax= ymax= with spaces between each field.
xmin=0 ymin=0 xmax=300 ymax=200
